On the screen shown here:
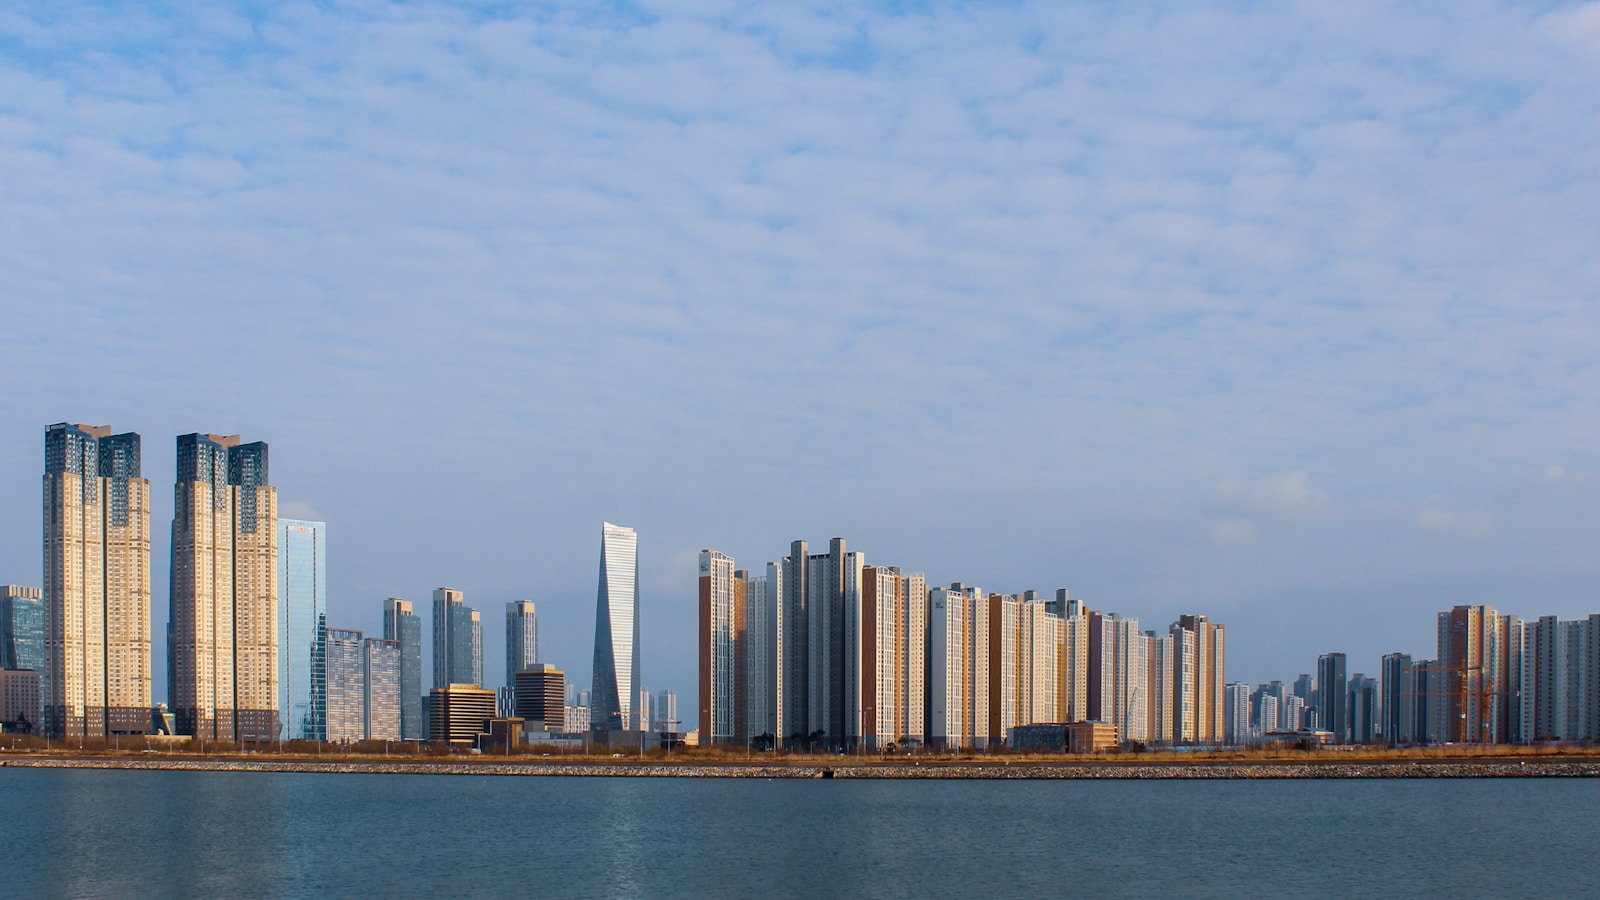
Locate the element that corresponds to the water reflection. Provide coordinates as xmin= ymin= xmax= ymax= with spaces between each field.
xmin=4 ymin=769 xmax=1599 ymax=897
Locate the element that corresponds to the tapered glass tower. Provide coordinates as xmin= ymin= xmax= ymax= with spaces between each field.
xmin=591 ymin=522 xmax=639 ymax=732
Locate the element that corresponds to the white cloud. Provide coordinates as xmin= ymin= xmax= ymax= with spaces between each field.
xmin=1212 ymin=472 xmax=1332 ymax=523
xmin=0 ymin=0 xmax=1598 ymax=694
xmin=1417 ymin=498 xmax=1492 ymax=537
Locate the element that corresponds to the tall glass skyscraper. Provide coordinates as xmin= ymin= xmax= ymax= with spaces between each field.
xmin=279 ymin=519 xmax=327 ymax=740
xmin=432 ymin=588 xmax=481 ymax=687
xmin=383 ymin=598 xmax=423 ymax=740
xmin=591 ymin=522 xmax=639 ymax=732
xmin=505 ymin=600 xmax=538 ymax=689
xmin=1 ymin=586 xmax=45 ymax=672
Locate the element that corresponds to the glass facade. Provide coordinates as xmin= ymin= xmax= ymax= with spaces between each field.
xmin=363 ymin=638 xmax=401 ymax=741
xmin=280 ymin=520 xmax=327 ymax=741
xmin=383 ymin=598 xmax=423 ymax=740
xmin=505 ymin=601 xmax=538 ymax=690
xmin=433 ymin=589 xmax=481 ymax=688
xmin=1 ymin=586 xmax=45 ymax=672
xmin=591 ymin=522 xmax=639 ymax=732
xmin=325 ymin=628 xmax=365 ymax=743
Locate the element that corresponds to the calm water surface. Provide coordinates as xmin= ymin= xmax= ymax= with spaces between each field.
xmin=1 ymin=768 xmax=1594 ymax=898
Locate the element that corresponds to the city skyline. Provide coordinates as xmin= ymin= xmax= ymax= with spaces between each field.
xmin=3 ymin=1 xmax=1600 ymax=708
xmin=6 ymin=416 xmax=1593 ymax=707
xmin=5 ymin=421 xmax=1600 ymax=747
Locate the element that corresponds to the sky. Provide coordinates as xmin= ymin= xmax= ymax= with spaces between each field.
xmin=2 ymin=0 xmax=1599 ymax=705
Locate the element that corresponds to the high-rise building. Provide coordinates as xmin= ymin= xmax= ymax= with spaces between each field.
xmin=1171 ymin=615 xmax=1225 ymax=745
xmin=900 ymin=572 xmax=927 ymax=743
xmin=954 ymin=584 xmax=989 ymax=749
xmin=1110 ymin=614 xmax=1147 ymax=746
xmin=781 ymin=541 xmax=809 ymax=748
xmin=654 ymin=689 xmax=678 ymax=733
xmin=1060 ymin=593 xmax=1089 ymax=724
xmin=940 ymin=586 xmax=979 ymax=746
xmin=805 ymin=539 xmax=848 ymax=748
xmin=1316 ymin=652 xmax=1348 ymax=742
xmin=1282 ymin=695 xmax=1306 ymax=734
xmin=514 ymin=664 xmax=566 ymax=728
xmin=987 ymin=593 xmax=1019 ymax=747
xmin=742 ymin=563 xmax=782 ymax=747
xmin=1223 ymin=682 xmax=1250 ymax=746
xmin=1086 ymin=610 xmax=1147 ymax=746
xmin=1 ymin=586 xmax=45 ymax=673
xmin=382 ymin=598 xmax=423 ymax=741
xmin=698 ymin=549 xmax=739 ymax=745
xmin=1147 ymin=632 xmax=1175 ymax=745
xmin=1436 ymin=605 xmax=1498 ymax=743
xmin=591 ymin=522 xmax=639 ymax=733
xmin=1 ymin=669 xmax=43 ymax=734
xmin=325 ymin=628 xmax=366 ymax=743
xmin=363 ymin=637 xmax=401 ymax=741
xmin=505 ymin=600 xmax=538 ymax=690
xmin=1292 ymin=673 xmax=1314 ymax=703
xmin=637 ymin=688 xmax=654 ymax=733
xmin=563 ymin=704 xmax=590 ymax=733
xmin=1380 ymin=653 xmax=1414 ymax=745
xmin=1348 ymin=674 xmax=1378 ymax=743
xmin=43 ymin=424 xmax=153 ymax=738
xmin=927 ymin=586 xmax=966 ymax=749
xmin=1018 ymin=595 xmax=1060 ymax=731
xmin=428 ymin=684 xmax=497 ymax=745
xmin=432 ymin=588 xmax=481 ymax=688
xmin=170 ymin=432 xmax=278 ymax=741
xmin=278 ymin=519 xmax=326 ymax=741
xmin=861 ymin=565 xmax=901 ymax=751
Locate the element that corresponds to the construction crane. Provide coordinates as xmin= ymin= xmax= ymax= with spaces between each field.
xmin=1404 ymin=662 xmax=1496 ymax=744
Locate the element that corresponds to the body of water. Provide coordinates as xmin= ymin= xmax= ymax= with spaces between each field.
xmin=1 ymin=768 xmax=1594 ymax=897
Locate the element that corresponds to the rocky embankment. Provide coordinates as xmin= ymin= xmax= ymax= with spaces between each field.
xmin=3 ymin=757 xmax=1598 ymax=779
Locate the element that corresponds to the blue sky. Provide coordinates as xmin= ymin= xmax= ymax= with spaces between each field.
xmin=3 ymin=0 xmax=1599 ymax=702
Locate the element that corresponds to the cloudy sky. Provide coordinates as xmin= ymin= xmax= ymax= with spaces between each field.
xmin=3 ymin=1 xmax=1598 ymax=703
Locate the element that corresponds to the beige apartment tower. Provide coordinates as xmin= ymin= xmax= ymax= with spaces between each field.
xmin=170 ymin=433 xmax=279 ymax=741
xmin=43 ymin=423 xmax=153 ymax=738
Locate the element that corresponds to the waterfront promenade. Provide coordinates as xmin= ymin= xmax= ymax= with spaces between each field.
xmin=5 ymin=750 xmax=1599 ymax=779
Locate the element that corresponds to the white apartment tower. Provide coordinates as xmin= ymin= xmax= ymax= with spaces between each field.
xmin=900 ymin=572 xmax=927 ymax=743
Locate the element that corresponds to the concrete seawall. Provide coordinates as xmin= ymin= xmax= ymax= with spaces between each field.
xmin=4 ymin=758 xmax=1598 ymax=779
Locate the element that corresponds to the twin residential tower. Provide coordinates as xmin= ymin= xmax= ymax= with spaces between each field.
xmin=38 ymin=424 xmax=281 ymax=739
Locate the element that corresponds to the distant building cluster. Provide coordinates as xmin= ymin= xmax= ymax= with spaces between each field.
xmin=1242 ymin=604 xmax=1600 ymax=746
xmin=3 ymin=422 xmax=651 ymax=751
xmin=11 ymin=422 xmax=1599 ymax=754
xmin=696 ymin=539 xmax=1226 ymax=751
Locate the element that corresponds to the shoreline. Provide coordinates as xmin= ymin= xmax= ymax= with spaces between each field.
xmin=4 ymin=756 xmax=1599 ymax=779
